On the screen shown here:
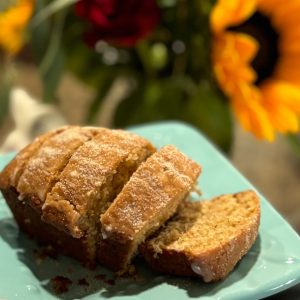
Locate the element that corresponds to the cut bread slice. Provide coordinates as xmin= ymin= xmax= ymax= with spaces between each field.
xmin=0 ymin=126 xmax=67 ymax=190
xmin=98 ymin=145 xmax=201 ymax=271
xmin=16 ymin=126 xmax=99 ymax=211
xmin=42 ymin=129 xmax=155 ymax=260
xmin=141 ymin=190 xmax=260 ymax=282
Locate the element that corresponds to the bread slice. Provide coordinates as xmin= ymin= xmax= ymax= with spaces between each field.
xmin=42 ymin=129 xmax=155 ymax=260
xmin=0 ymin=126 xmax=104 ymax=264
xmin=98 ymin=145 xmax=201 ymax=271
xmin=16 ymin=126 xmax=99 ymax=211
xmin=141 ymin=190 xmax=260 ymax=282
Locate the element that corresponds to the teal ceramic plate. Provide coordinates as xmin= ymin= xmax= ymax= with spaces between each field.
xmin=0 ymin=122 xmax=300 ymax=300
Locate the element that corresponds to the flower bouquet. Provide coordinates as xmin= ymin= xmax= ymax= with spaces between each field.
xmin=1 ymin=0 xmax=300 ymax=153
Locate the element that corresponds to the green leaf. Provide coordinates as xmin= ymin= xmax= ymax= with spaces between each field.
xmin=86 ymin=76 xmax=116 ymax=124
xmin=114 ymin=78 xmax=188 ymax=127
xmin=184 ymin=83 xmax=233 ymax=153
xmin=31 ymin=0 xmax=77 ymax=27
xmin=29 ymin=0 xmax=51 ymax=63
xmin=29 ymin=1 xmax=66 ymax=103
xmin=0 ymin=80 xmax=11 ymax=126
xmin=287 ymin=134 xmax=300 ymax=157
xmin=43 ymin=49 xmax=64 ymax=103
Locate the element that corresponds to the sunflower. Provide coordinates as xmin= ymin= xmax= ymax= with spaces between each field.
xmin=211 ymin=0 xmax=300 ymax=141
xmin=0 ymin=0 xmax=35 ymax=55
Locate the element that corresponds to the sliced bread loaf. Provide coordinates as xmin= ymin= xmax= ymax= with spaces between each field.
xmin=98 ymin=145 xmax=201 ymax=271
xmin=141 ymin=190 xmax=260 ymax=282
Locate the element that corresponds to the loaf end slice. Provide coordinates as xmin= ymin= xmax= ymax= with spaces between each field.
xmin=0 ymin=126 xmax=68 ymax=190
xmin=16 ymin=126 xmax=99 ymax=211
xmin=98 ymin=145 xmax=201 ymax=271
xmin=0 ymin=126 xmax=102 ymax=265
xmin=141 ymin=190 xmax=260 ymax=282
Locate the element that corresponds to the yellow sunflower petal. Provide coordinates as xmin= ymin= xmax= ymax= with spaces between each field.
xmin=263 ymin=0 xmax=300 ymax=30
xmin=259 ymin=80 xmax=300 ymax=134
xmin=272 ymin=107 xmax=299 ymax=133
xmin=274 ymin=69 xmax=300 ymax=86
xmin=210 ymin=0 xmax=256 ymax=33
xmin=263 ymin=101 xmax=299 ymax=133
xmin=279 ymin=32 xmax=300 ymax=62
xmin=232 ymin=100 xmax=275 ymax=141
xmin=213 ymin=33 xmax=256 ymax=61
xmin=279 ymin=35 xmax=300 ymax=55
xmin=0 ymin=0 xmax=34 ymax=55
xmin=257 ymin=0 xmax=287 ymax=16
xmin=232 ymin=33 xmax=259 ymax=62
xmin=214 ymin=62 xmax=256 ymax=96
xmin=274 ymin=69 xmax=300 ymax=87
xmin=279 ymin=27 xmax=300 ymax=41
xmin=276 ymin=54 xmax=300 ymax=68
xmin=261 ymin=80 xmax=300 ymax=114
xmin=231 ymin=99 xmax=252 ymax=131
xmin=231 ymin=85 xmax=274 ymax=141
xmin=212 ymin=33 xmax=258 ymax=95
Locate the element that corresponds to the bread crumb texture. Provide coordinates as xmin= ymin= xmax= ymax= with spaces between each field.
xmin=143 ymin=190 xmax=260 ymax=282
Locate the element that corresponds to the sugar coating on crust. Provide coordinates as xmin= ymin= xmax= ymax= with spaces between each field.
xmin=101 ymin=145 xmax=200 ymax=237
xmin=99 ymin=145 xmax=201 ymax=269
xmin=0 ymin=127 xmax=68 ymax=190
xmin=42 ymin=129 xmax=155 ymax=238
xmin=16 ymin=127 xmax=98 ymax=204
xmin=144 ymin=190 xmax=260 ymax=282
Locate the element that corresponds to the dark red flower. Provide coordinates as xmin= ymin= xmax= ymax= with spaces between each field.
xmin=75 ymin=0 xmax=160 ymax=47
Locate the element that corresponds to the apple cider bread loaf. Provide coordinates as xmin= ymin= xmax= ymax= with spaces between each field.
xmin=140 ymin=190 xmax=260 ymax=282
xmin=0 ymin=125 xmax=258 ymax=282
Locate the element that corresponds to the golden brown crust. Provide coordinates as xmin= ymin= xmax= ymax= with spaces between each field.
xmin=42 ymin=129 xmax=155 ymax=238
xmin=0 ymin=127 xmax=67 ymax=190
xmin=98 ymin=145 xmax=201 ymax=271
xmin=141 ymin=190 xmax=260 ymax=282
xmin=16 ymin=127 xmax=99 ymax=211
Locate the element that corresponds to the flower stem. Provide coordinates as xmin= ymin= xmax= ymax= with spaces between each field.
xmin=0 ymin=54 xmax=14 ymax=126
xmin=136 ymin=41 xmax=155 ymax=77
xmin=39 ymin=10 xmax=65 ymax=78
xmin=287 ymin=134 xmax=300 ymax=158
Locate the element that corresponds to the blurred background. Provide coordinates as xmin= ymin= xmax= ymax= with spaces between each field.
xmin=0 ymin=0 xmax=300 ymax=251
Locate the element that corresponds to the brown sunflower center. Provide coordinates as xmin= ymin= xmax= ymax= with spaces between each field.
xmin=229 ymin=12 xmax=279 ymax=85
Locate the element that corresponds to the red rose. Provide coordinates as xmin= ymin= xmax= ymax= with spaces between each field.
xmin=75 ymin=0 xmax=160 ymax=47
